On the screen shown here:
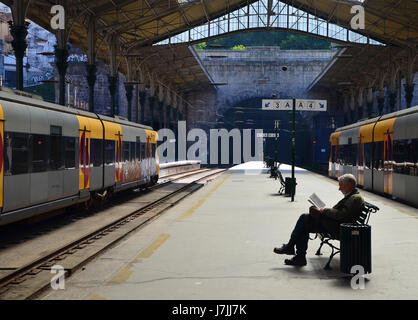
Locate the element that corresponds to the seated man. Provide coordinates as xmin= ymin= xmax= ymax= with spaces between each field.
xmin=273 ymin=173 xmax=364 ymax=266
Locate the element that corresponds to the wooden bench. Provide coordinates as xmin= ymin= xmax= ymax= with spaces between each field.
xmin=277 ymin=169 xmax=286 ymax=195
xmin=312 ymin=201 xmax=380 ymax=270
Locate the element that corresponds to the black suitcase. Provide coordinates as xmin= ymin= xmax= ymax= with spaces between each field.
xmin=340 ymin=223 xmax=372 ymax=274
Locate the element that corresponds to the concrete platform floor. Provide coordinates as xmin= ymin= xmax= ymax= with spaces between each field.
xmin=42 ymin=163 xmax=418 ymax=300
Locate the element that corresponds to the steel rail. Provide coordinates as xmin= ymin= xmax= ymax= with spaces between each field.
xmin=0 ymin=168 xmax=226 ymax=290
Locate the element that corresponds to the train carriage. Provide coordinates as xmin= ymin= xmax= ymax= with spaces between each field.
xmin=0 ymin=88 xmax=159 ymax=226
xmin=329 ymin=105 xmax=418 ymax=207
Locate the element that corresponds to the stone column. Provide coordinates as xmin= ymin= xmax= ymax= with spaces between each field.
xmin=149 ymin=95 xmax=155 ymax=128
xmin=139 ymin=90 xmax=146 ymax=124
xmin=166 ymin=105 xmax=172 ymax=130
xmin=357 ymin=87 xmax=364 ymax=120
xmin=404 ymin=48 xmax=416 ymax=108
xmin=388 ymin=63 xmax=399 ymax=113
xmin=86 ymin=64 xmax=96 ymax=113
xmin=108 ymin=76 xmax=118 ymax=117
xmin=366 ymin=87 xmax=374 ymax=118
xmin=349 ymin=88 xmax=356 ymax=123
xmin=55 ymin=45 xmax=69 ymax=106
xmin=125 ymin=84 xmax=133 ymax=121
xmin=86 ymin=16 xmax=97 ymax=113
xmin=377 ymin=70 xmax=387 ymax=115
xmin=159 ymin=101 xmax=164 ymax=129
xmin=108 ymin=33 xmax=118 ymax=116
xmin=8 ymin=21 xmax=28 ymax=90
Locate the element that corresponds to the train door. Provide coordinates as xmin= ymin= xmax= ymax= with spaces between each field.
xmin=115 ymin=131 xmax=123 ymax=184
xmin=48 ymin=125 xmax=64 ymax=201
xmin=384 ymin=129 xmax=394 ymax=195
xmin=146 ymin=136 xmax=151 ymax=179
xmin=357 ymin=134 xmax=364 ymax=186
xmin=79 ymin=126 xmax=91 ymax=191
xmin=2 ymin=103 xmax=31 ymax=212
xmin=136 ymin=136 xmax=142 ymax=180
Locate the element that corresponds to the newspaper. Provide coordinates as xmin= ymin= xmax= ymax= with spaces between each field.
xmin=308 ymin=193 xmax=326 ymax=209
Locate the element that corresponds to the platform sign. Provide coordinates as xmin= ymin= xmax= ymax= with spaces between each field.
xmin=262 ymin=99 xmax=327 ymax=111
xmin=256 ymin=133 xmax=279 ymax=138
xmin=295 ymin=99 xmax=327 ymax=111
xmin=262 ymin=99 xmax=293 ymax=110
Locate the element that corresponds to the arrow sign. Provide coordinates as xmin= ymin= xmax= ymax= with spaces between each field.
xmin=295 ymin=99 xmax=327 ymax=111
xmin=262 ymin=99 xmax=293 ymax=110
xmin=262 ymin=99 xmax=327 ymax=111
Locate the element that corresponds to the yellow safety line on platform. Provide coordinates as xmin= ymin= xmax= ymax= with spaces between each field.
xmin=177 ymin=173 xmax=231 ymax=222
xmin=108 ymin=233 xmax=170 ymax=284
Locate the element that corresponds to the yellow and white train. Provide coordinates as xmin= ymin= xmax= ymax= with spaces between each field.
xmin=0 ymin=88 xmax=159 ymax=226
xmin=329 ymin=105 xmax=418 ymax=206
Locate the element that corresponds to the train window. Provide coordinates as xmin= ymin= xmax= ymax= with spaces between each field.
xmin=151 ymin=144 xmax=156 ymax=158
xmin=90 ymin=139 xmax=103 ymax=167
xmin=105 ymin=140 xmax=115 ymax=165
xmin=130 ymin=142 xmax=135 ymax=161
xmin=357 ymin=143 xmax=363 ymax=167
xmin=330 ymin=145 xmax=336 ymax=163
xmin=337 ymin=146 xmax=344 ymax=165
xmin=123 ymin=142 xmax=130 ymax=162
xmin=4 ymin=133 xmax=11 ymax=175
xmin=141 ymin=142 xmax=146 ymax=159
xmin=50 ymin=126 xmax=63 ymax=170
xmin=136 ymin=137 xmax=141 ymax=161
xmin=373 ymin=141 xmax=384 ymax=170
xmin=350 ymin=144 xmax=357 ymax=166
xmin=394 ymin=140 xmax=405 ymax=174
xmin=364 ymin=143 xmax=372 ymax=169
xmin=64 ymin=137 xmax=77 ymax=169
xmin=5 ymin=132 xmax=29 ymax=175
xmin=32 ymin=134 xmax=47 ymax=173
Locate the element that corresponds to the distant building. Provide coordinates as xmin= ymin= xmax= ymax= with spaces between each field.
xmin=0 ymin=4 xmax=55 ymax=93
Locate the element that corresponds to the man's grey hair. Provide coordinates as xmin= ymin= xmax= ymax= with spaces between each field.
xmin=338 ymin=174 xmax=357 ymax=187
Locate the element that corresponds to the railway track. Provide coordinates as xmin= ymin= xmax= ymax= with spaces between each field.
xmin=0 ymin=168 xmax=226 ymax=300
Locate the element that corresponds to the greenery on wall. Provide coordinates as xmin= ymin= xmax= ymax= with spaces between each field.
xmin=194 ymin=31 xmax=332 ymax=50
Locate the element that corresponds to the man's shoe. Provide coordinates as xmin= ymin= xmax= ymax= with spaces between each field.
xmin=284 ymin=255 xmax=307 ymax=266
xmin=273 ymin=244 xmax=295 ymax=255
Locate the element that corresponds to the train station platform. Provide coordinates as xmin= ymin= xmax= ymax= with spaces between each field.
xmin=42 ymin=162 xmax=418 ymax=300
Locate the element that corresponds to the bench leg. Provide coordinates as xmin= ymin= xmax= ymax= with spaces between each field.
xmin=324 ymin=248 xmax=340 ymax=270
xmin=315 ymin=242 xmax=324 ymax=256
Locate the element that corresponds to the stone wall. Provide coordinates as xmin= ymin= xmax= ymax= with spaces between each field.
xmin=54 ymin=61 xmax=129 ymax=118
xmin=186 ymin=47 xmax=336 ymax=129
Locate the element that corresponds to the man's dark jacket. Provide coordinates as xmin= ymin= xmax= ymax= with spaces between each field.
xmin=320 ymin=188 xmax=365 ymax=236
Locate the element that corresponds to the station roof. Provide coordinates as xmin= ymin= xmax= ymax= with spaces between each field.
xmin=2 ymin=0 xmax=416 ymax=82
xmin=130 ymin=44 xmax=216 ymax=94
xmin=307 ymin=45 xmax=418 ymax=92
xmin=280 ymin=0 xmax=418 ymax=47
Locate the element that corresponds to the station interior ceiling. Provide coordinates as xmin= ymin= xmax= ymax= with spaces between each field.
xmin=2 ymin=0 xmax=417 ymax=95
xmin=308 ymin=45 xmax=412 ymax=92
